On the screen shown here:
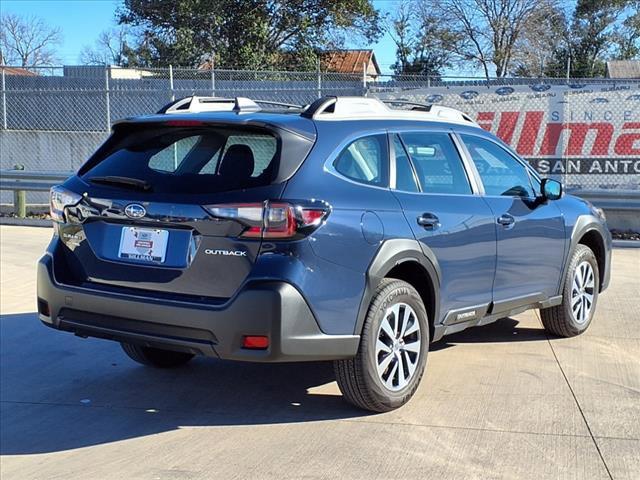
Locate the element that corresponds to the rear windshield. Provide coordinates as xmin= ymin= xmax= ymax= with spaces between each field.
xmin=81 ymin=126 xmax=279 ymax=194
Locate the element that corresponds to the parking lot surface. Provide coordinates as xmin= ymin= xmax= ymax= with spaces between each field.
xmin=1 ymin=225 xmax=639 ymax=480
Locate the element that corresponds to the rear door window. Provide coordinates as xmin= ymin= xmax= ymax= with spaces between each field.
xmin=400 ymin=132 xmax=472 ymax=195
xmin=81 ymin=127 xmax=279 ymax=194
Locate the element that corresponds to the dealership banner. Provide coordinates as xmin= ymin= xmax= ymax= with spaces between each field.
xmin=376 ymin=82 xmax=640 ymax=190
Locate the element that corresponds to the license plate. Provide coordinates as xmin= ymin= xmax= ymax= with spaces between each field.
xmin=118 ymin=226 xmax=169 ymax=263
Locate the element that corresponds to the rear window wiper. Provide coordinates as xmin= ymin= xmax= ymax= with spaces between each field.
xmin=88 ymin=176 xmax=152 ymax=192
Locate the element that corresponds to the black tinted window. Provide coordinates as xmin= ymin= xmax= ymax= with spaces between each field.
xmin=81 ymin=127 xmax=278 ymax=194
xmin=461 ymin=135 xmax=535 ymax=198
xmin=393 ymin=135 xmax=419 ymax=192
xmin=400 ymin=132 xmax=471 ymax=195
xmin=334 ymin=134 xmax=389 ymax=187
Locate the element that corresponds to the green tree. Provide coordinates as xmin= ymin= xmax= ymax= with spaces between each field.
xmin=118 ymin=0 xmax=382 ymax=69
xmin=569 ymin=0 xmax=630 ymax=77
xmin=612 ymin=5 xmax=640 ymax=60
xmin=388 ymin=1 xmax=414 ymax=75
xmin=388 ymin=0 xmax=457 ymax=77
xmin=543 ymin=0 xmax=636 ymax=77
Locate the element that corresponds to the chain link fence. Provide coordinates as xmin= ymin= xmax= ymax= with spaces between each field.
xmin=1 ymin=65 xmax=639 ymax=204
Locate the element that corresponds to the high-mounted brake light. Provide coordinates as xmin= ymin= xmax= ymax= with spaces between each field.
xmin=204 ymin=200 xmax=330 ymax=240
xmin=163 ymin=120 xmax=206 ymax=127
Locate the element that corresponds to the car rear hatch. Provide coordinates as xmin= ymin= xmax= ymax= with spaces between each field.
xmin=55 ymin=116 xmax=316 ymax=302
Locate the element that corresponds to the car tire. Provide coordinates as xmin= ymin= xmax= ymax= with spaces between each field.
xmin=540 ymin=244 xmax=599 ymax=337
xmin=121 ymin=343 xmax=194 ymax=368
xmin=334 ymin=279 xmax=429 ymax=412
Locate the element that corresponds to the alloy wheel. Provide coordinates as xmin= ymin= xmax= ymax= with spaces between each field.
xmin=571 ymin=261 xmax=595 ymax=325
xmin=375 ymin=302 xmax=421 ymax=391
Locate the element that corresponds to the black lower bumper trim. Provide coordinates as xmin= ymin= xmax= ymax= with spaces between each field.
xmin=37 ymin=247 xmax=360 ymax=362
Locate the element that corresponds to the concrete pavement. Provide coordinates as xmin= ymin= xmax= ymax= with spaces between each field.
xmin=1 ymin=225 xmax=639 ymax=480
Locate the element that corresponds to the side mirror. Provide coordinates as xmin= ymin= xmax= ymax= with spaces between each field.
xmin=541 ymin=178 xmax=562 ymax=201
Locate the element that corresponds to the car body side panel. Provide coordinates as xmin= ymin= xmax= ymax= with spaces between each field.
xmin=356 ymin=238 xmax=441 ymax=336
xmin=554 ymin=194 xmax=612 ymax=293
xmin=393 ymin=191 xmax=497 ymax=322
xmin=279 ymin=129 xmax=394 ymax=334
xmin=482 ymin=196 xmax=567 ymax=302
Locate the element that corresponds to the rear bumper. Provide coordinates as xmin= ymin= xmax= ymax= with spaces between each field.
xmin=37 ymin=248 xmax=359 ymax=362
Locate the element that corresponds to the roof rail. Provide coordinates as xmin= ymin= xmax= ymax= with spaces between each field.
xmin=302 ymin=96 xmax=477 ymax=125
xmin=381 ymin=99 xmax=431 ymax=111
xmin=301 ymin=96 xmax=389 ymax=119
xmin=253 ymin=99 xmax=304 ymax=109
xmin=157 ymin=96 xmax=304 ymax=114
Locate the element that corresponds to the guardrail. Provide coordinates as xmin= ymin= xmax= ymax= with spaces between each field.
xmin=1 ymin=169 xmax=639 ymax=224
xmin=567 ymin=189 xmax=640 ymax=211
xmin=0 ymin=169 xmax=69 ymax=217
xmin=0 ymin=169 xmax=69 ymax=191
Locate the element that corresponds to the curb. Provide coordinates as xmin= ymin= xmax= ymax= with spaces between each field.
xmin=0 ymin=218 xmax=52 ymax=228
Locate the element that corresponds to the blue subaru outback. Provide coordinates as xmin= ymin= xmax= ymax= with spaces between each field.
xmin=37 ymin=96 xmax=611 ymax=412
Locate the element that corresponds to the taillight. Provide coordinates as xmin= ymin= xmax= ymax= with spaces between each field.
xmin=204 ymin=200 xmax=330 ymax=240
xmin=50 ymin=185 xmax=82 ymax=223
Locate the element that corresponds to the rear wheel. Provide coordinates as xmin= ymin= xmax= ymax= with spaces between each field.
xmin=540 ymin=244 xmax=599 ymax=337
xmin=121 ymin=343 xmax=194 ymax=368
xmin=334 ymin=279 xmax=429 ymax=412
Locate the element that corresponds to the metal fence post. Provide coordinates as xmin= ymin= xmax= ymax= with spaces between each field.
xmin=1 ymin=68 xmax=7 ymax=129
xmin=104 ymin=66 xmax=111 ymax=132
xmin=211 ymin=66 xmax=216 ymax=97
xmin=362 ymin=62 xmax=367 ymax=95
xmin=316 ymin=60 xmax=322 ymax=99
xmin=13 ymin=164 xmax=26 ymax=218
xmin=169 ymin=64 xmax=175 ymax=101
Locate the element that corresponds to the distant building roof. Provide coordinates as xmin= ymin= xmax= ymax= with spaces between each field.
xmin=606 ymin=60 xmax=640 ymax=79
xmin=321 ymin=50 xmax=381 ymax=77
xmin=0 ymin=66 xmax=37 ymax=76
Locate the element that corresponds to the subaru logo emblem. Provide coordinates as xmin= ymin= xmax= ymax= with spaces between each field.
xmin=124 ymin=204 xmax=146 ymax=219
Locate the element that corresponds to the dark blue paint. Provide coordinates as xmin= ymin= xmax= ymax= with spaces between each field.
xmin=51 ymin=112 xmax=611 ymax=337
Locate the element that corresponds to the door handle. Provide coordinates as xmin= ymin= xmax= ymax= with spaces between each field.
xmin=497 ymin=214 xmax=515 ymax=226
xmin=417 ymin=213 xmax=440 ymax=229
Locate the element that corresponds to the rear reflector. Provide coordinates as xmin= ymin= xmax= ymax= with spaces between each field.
xmin=204 ymin=200 xmax=330 ymax=240
xmin=242 ymin=335 xmax=269 ymax=350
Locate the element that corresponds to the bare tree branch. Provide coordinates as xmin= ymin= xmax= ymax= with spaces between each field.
xmin=80 ymin=27 xmax=132 ymax=66
xmin=0 ymin=13 xmax=61 ymax=67
xmin=420 ymin=0 xmax=559 ymax=78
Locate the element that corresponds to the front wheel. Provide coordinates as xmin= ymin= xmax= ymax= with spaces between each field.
xmin=540 ymin=244 xmax=599 ymax=337
xmin=121 ymin=343 xmax=194 ymax=368
xmin=334 ymin=279 xmax=429 ymax=412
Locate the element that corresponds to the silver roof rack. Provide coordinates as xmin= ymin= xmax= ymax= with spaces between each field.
xmin=301 ymin=96 xmax=477 ymax=125
xmin=156 ymin=95 xmax=477 ymax=126
xmin=157 ymin=96 xmax=303 ymax=114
